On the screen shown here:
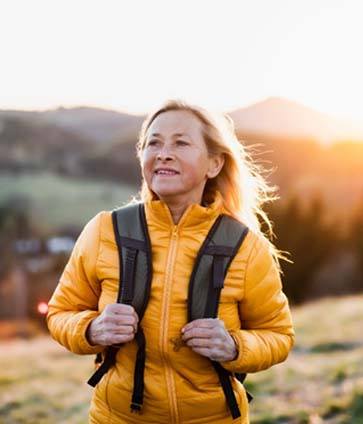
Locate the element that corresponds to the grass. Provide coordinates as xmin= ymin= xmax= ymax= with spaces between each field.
xmin=0 ymin=171 xmax=137 ymax=232
xmin=247 ymin=294 xmax=363 ymax=423
xmin=0 ymin=294 xmax=362 ymax=423
xmin=0 ymin=337 xmax=94 ymax=424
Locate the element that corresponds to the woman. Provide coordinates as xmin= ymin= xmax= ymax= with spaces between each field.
xmin=46 ymin=99 xmax=295 ymax=423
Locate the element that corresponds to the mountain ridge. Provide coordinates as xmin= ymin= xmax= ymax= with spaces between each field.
xmin=1 ymin=96 xmax=362 ymax=145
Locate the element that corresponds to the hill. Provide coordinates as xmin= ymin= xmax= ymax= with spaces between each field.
xmin=1 ymin=99 xmax=363 ymax=219
xmin=0 ymin=294 xmax=362 ymax=423
xmin=228 ymin=97 xmax=363 ymax=145
xmin=0 ymin=106 xmax=144 ymax=144
xmin=0 ymin=171 xmax=137 ymax=233
xmin=3 ymin=97 xmax=363 ymax=145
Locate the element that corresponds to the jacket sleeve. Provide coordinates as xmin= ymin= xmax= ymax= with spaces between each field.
xmin=219 ymin=231 xmax=295 ymax=373
xmin=46 ymin=211 xmax=105 ymax=355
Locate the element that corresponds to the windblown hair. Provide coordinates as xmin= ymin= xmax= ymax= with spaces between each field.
xmin=132 ymin=99 xmax=291 ymax=274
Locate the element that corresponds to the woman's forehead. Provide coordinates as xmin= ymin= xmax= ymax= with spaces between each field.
xmin=147 ymin=110 xmax=203 ymax=138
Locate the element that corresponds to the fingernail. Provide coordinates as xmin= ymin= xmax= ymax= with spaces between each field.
xmin=181 ymin=327 xmax=185 ymax=333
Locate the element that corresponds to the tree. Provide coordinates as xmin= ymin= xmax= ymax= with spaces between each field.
xmin=348 ymin=193 xmax=363 ymax=291
xmin=266 ymin=190 xmax=340 ymax=304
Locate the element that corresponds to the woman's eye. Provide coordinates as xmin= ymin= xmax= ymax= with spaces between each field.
xmin=146 ymin=139 xmax=188 ymax=147
xmin=147 ymin=140 xmax=158 ymax=146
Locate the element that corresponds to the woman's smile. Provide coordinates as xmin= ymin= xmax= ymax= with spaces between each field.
xmin=154 ymin=167 xmax=180 ymax=176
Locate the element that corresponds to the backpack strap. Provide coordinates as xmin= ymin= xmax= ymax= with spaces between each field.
xmin=87 ymin=203 xmax=152 ymax=414
xmin=188 ymin=214 xmax=252 ymax=419
xmin=87 ymin=205 xmax=253 ymax=419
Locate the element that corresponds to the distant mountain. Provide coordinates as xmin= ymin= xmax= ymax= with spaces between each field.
xmin=1 ymin=100 xmax=363 ymax=219
xmin=228 ymin=97 xmax=363 ymax=144
xmin=2 ymin=98 xmax=362 ymax=146
xmin=0 ymin=114 xmax=140 ymax=185
xmin=42 ymin=106 xmax=145 ymax=143
xmin=0 ymin=115 xmax=90 ymax=175
xmin=0 ymin=106 xmax=145 ymax=144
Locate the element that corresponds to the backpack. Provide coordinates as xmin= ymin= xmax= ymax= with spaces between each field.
xmin=87 ymin=202 xmax=253 ymax=420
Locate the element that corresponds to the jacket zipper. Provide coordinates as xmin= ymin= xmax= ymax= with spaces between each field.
xmin=160 ymin=224 xmax=180 ymax=424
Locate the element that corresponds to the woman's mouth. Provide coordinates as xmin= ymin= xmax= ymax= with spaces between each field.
xmin=154 ymin=170 xmax=179 ymax=176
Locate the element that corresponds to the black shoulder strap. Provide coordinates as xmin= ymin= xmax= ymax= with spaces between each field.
xmin=87 ymin=203 xmax=152 ymax=414
xmin=112 ymin=202 xmax=152 ymax=316
xmin=188 ymin=214 xmax=252 ymax=419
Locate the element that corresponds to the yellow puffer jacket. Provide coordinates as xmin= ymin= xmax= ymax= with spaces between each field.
xmin=46 ymin=190 xmax=295 ymax=424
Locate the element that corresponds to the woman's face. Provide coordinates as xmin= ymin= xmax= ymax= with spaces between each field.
xmin=140 ymin=110 xmax=224 ymax=205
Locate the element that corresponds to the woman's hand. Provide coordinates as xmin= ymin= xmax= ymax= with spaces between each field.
xmin=86 ymin=303 xmax=139 ymax=347
xmin=181 ymin=318 xmax=238 ymax=362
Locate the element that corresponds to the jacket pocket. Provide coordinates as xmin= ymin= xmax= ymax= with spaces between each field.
xmin=233 ymin=377 xmax=249 ymax=419
xmin=104 ymin=367 xmax=115 ymax=407
xmin=178 ymin=386 xmax=247 ymax=423
xmin=91 ymin=366 xmax=115 ymax=420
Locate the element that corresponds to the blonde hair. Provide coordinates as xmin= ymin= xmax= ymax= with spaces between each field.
xmin=132 ymin=98 xmax=292 ymax=274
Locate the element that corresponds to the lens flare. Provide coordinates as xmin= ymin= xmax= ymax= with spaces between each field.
xmin=37 ymin=302 xmax=48 ymax=315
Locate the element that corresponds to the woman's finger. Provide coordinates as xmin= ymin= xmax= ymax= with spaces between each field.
xmin=110 ymin=303 xmax=135 ymax=315
xmin=185 ymin=337 xmax=211 ymax=348
xmin=182 ymin=327 xmax=213 ymax=341
xmin=111 ymin=324 xmax=136 ymax=335
xmin=111 ymin=314 xmax=138 ymax=327
xmin=110 ymin=332 xmax=135 ymax=345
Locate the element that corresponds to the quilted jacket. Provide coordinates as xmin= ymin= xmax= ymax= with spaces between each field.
xmin=46 ymin=189 xmax=295 ymax=423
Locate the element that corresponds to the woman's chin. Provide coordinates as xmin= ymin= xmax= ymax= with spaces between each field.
xmin=152 ymin=186 xmax=183 ymax=198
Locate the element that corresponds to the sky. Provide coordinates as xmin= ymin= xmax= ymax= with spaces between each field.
xmin=0 ymin=0 xmax=362 ymax=122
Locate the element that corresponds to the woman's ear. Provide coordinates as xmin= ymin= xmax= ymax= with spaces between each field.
xmin=206 ymin=154 xmax=225 ymax=179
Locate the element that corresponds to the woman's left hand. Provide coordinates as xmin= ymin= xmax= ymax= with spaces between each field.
xmin=181 ymin=318 xmax=238 ymax=362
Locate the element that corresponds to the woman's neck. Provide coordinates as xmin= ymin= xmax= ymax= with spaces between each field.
xmin=151 ymin=191 xmax=209 ymax=225
xmin=168 ymin=202 xmax=190 ymax=225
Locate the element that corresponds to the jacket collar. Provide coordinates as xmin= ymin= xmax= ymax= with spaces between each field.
xmin=144 ymin=190 xmax=225 ymax=231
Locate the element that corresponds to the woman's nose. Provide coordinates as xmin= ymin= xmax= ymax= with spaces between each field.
xmin=156 ymin=145 xmax=175 ymax=160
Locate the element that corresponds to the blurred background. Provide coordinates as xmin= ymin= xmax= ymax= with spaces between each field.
xmin=0 ymin=1 xmax=362 ymax=423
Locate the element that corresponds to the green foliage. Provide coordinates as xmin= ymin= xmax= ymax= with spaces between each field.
xmin=310 ymin=342 xmax=360 ymax=353
xmin=331 ymin=367 xmax=348 ymax=384
xmin=348 ymin=196 xmax=363 ymax=288
xmin=348 ymin=391 xmax=363 ymax=423
xmin=0 ymin=171 xmax=137 ymax=233
xmin=266 ymin=189 xmax=343 ymax=304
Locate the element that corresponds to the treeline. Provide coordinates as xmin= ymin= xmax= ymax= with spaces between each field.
xmin=265 ymin=190 xmax=363 ymax=305
xmin=0 ymin=190 xmax=362 ymax=317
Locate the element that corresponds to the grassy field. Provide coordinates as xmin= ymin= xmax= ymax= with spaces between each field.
xmin=0 ymin=171 xmax=137 ymax=232
xmin=0 ymin=294 xmax=362 ymax=423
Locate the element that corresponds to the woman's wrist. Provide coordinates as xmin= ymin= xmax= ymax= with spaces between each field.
xmin=230 ymin=333 xmax=239 ymax=361
xmin=86 ymin=320 xmax=96 ymax=346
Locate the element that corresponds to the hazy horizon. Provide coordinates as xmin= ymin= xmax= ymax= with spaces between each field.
xmin=1 ymin=0 xmax=362 ymax=123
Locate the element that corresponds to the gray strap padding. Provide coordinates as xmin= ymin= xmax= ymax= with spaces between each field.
xmin=188 ymin=214 xmax=249 ymax=322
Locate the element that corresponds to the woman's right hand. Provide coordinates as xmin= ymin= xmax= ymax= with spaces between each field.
xmin=86 ymin=303 xmax=139 ymax=346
